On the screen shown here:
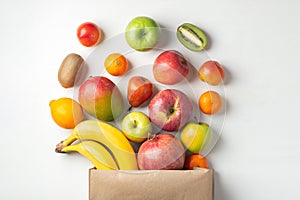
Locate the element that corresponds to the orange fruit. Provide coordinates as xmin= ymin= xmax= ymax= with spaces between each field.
xmin=199 ymin=91 xmax=222 ymax=114
xmin=49 ymin=97 xmax=84 ymax=129
xmin=104 ymin=53 xmax=128 ymax=76
xmin=184 ymin=153 xmax=209 ymax=170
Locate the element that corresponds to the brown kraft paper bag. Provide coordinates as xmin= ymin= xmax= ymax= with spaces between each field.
xmin=89 ymin=167 xmax=214 ymax=200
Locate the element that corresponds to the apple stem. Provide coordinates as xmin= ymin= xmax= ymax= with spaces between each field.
xmin=193 ymin=116 xmax=209 ymax=126
xmin=169 ymin=108 xmax=175 ymax=114
xmin=133 ymin=120 xmax=137 ymax=128
xmin=198 ymin=122 xmax=208 ymax=126
xmin=148 ymin=133 xmax=156 ymax=140
xmin=194 ymin=116 xmax=200 ymax=123
xmin=127 ymin=106 xmax=133 ymax=112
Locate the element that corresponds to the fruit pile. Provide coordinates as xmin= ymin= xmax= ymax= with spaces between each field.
xmin=50 ymin=16 xmax=226 ymax=171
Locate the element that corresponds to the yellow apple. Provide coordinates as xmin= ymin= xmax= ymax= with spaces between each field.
xmin=121 ymin=111 xmax=152 ymax=143
xmin=180 ymin=122 xmax=212 ymax=153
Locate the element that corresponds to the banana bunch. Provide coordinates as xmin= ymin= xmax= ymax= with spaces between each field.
xmin=56 ymin=120 xmax=138 ymax=170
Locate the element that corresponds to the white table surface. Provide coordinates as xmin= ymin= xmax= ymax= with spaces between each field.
xmin=1 ymin=0 xmax=300 ymax=199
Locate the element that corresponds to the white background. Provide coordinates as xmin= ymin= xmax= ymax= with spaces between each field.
xmin=0 ymin=0 xmax=300 ymax=199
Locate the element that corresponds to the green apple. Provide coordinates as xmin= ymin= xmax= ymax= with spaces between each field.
xmin=180 ymin=122 xmax=212 ymax=153
xmin=125 ymin=16 xmax=160 ymax=51
xmin=121 ymin=111 xmax=152 ymax=143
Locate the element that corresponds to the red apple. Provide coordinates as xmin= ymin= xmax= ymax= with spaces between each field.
xmin=127 ymin=76 xmax=153 ymax=107
xmin=78 ymin=76 xmax=124 ymax=121
xmin=148 ymin=89 xmax=193 ymax=132
xmin=198 ymin=60 xmax=224 ymax=85
xmin=137 ymin=133 xmax=186 ymax=170
xmin=153 ymin=50 xmax=189 ymax=85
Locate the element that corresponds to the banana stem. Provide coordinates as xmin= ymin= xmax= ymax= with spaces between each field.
xmin=55 ymin=141 xmax=65 ymax=153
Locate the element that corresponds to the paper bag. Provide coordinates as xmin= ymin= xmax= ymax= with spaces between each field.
xmin=89 ymin=168 xmax=214 ymax=200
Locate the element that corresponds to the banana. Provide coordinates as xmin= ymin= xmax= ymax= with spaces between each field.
xmin=56 ymin=120 xmax=138 ymax=170
xmin=59 ymin=140 xmax=119 ymax=170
